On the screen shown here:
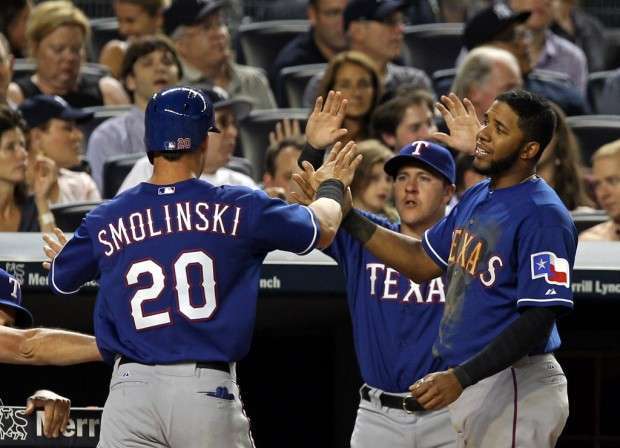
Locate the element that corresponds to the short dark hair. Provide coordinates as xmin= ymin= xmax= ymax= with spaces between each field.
xmin=495 ymin=89 xmax=556 ymax=162
xmin=264 ymin=136 xmax=305 ymax=177
xmin=115 ymin=0 xmax=166 ymax=17
xmin=0 ymin=1 xmax=28 ymax=39
xmin=371 ymin=89 xmax=434 ymax=137
xmin=120 ymin=34 xmax=183 ymax=85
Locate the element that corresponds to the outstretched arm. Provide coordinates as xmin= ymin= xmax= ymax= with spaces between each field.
xmin=0 ymin=326 xmax=102 ymax=365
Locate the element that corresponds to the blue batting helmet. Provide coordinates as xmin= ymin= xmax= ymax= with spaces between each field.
xmin=0 ymin=269 xmax=33 ymax=328
xmin=144 ymin=86 xmax=219 ymax=154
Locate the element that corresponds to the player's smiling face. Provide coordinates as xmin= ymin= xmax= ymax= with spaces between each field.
xmin=474 ymin=100 xmax=525 ymax=177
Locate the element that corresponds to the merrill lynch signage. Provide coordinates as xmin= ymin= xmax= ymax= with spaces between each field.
xmin=0 ymin=405 xmax=101 ymax=447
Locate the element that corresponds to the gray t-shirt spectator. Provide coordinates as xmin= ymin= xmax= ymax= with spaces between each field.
xmin=86 ymin=107 xmax=145 ymax=191
xmin=534 ymin=31 xmax=588 ymax=95
xmin=598 ymin=69 xmax=620 ymax=115
xmin=302 ymin=63 xmax=433 ymax=107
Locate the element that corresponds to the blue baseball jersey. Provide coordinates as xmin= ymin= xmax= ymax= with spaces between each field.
xmin=49 ymin=178 xmax=319 ymax=365
xmin=421 ymin=178 xmax=577 ymax=367
xmin=325 ymin=211 xmax=447 ymax=393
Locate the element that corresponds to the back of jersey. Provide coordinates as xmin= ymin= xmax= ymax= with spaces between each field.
xmin=50 ymin=179 xmax=319 ymax=364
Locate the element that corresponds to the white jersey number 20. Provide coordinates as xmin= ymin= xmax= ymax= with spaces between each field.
xmin=126 ymin=250 xmax=218 ymax=330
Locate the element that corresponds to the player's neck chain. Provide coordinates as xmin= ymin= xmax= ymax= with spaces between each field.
xmin=521 ymin=174 xmax=538 ymax=184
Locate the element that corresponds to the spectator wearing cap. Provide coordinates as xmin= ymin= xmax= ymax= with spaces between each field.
xmin=19 ymin=95 xmax=101 ymax=206
xmin=580 ymin=141 xmax=620 ymax=241
xmin=270 ymin=0 xmax=347 ymax=105
xmin=0 ymin=105 xmax=56 ymax=232
xmin=462 ymin=3 xmax=587 ymax=116
xmin=302 ymin=0 xmax=433 ymax=107
xmin=165 ymin=0 xmax=276 ymax=110
xmin=0 ymin=266 xmax=104 ymax=438
xmin=118 ymin=87 xmax=256 ymax=193
xmin=87 ymin=35 xmax=183 ymax=192
xmin=451 ymin=46 xmax=522 ymax=122
xmin=371 ymin=89 xmax=438 ymax=151
xmin=9 ymin=0 xmax=130 ymax=108
xmin=99 ymin=0 xmax=167 ymax=79
xmin=509 ymin=0 xmax=588 ymax=95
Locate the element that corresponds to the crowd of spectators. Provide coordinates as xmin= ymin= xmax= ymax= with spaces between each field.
xmin=0 ymin=0 xmax=618 ymax=241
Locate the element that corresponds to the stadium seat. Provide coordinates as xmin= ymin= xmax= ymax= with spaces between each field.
xmin=80 ymin=105 xmax=133 ymax=145
xmin=432 ymin=68 xmax=457 ymax=98
xmin=89 ymin=17 xmax=121 ymax=62
xmin=603 ymin=28 xmax=620 ymax=70
xmin=102 ymin=152 xmax=144 ymax=199
xmin=566 ymin=115 xmax=620 ymax=165
xmin=51 ymin=201 xmax=103 ymax=232
xmin=244 ymin=0 xmax=308 ymax=21
xmin=402 ymin=23 xmax=464 ymax=76
xmin=12 ymin=60 xmax=110 ymax=83
xmin=572 ymin=210 xmax=609 ymax=233
xmin=587 ymin=70 xmax=615 ymax=114
xmin=280 ymin=63 xmax=327 ymax=108
xmin=237 ymin=20 xmax=309 ymax=72
xmin=238 ymin=108 xmax=309 ymax=180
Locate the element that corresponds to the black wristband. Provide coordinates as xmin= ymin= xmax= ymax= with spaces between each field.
xmin=342 ymin=210 xmax=378 ymax=244
xmin=316 ymin=179 xmax=345 ymax=208
xmin=452 ymin=365 xmax=474 ymax=389
xmin=298 ymin=142 xmax=325 ymax=170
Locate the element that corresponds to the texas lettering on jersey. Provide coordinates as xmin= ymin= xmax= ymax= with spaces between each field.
xmin=366 ymin=263 xmax=445 ymax=304
xmin=447 ymin=228 xmax=503 ymax=286
xmin=97 ymin=201 xmax=242 ymax=256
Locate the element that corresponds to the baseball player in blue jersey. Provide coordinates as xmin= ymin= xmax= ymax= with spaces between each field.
xmin=45 ymin=86 xmax=360 ymax=448
xmin=295 ymin=140 xmax=458 ymax=447
xmin=334 ymin=89 xmax=576 ymax=447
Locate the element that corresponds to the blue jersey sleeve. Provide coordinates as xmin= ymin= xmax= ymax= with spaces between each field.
xmin=49 ymin=223 xmax=99 ymax=295
xmin=421 ymin=207 xmax=458 ymax=270
xmin=516 ymin=214 xmax=577 ymax=310
xmin=249 ymin=191 xmax=319 ymax=255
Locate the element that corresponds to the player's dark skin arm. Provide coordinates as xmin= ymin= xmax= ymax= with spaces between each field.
xmin=0 ymin=326 xmax=102 ymax=365
xmin=410 ymin=306 xmax=559 ymax=410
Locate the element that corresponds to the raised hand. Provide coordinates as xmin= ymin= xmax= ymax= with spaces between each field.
xmin=432 ymin=93 xmax=481 ymax=155
xmin=32 ymin=155 xmax=58 ymax=202
xmin=42 ymin=227 xmax=68 ymax=270
xmin=291 ymin=162 xmax=317 ymax=205
xmin=268 ymin=118 xmax=302 ymax=147
xmin=313 ymin=140 xmax=362 ymax=189
xmin=305 ymin=90 xmax=349 ymax=149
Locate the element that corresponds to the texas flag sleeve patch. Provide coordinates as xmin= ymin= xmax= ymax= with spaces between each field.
xmin=530 ymin=251 xmax=570 ymax=287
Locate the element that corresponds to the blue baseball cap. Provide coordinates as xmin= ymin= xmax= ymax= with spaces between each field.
xmin=344 ymin=0 xmax=407 ymax=30
xmin=145 ymin=86 xmax=219 ymax=154
xmin=384 ymin=140 xmax=456 ymax=184
xmin=0 ymin=269 xmax=33 ymax=329
xmin=18 ymin=95 xmax=94 ymax=129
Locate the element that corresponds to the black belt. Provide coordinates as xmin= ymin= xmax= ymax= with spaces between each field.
xmin=118 ymin=356 xmax=229 ymax=373
xmin=361 ymin=385 xmax=427 ymax=413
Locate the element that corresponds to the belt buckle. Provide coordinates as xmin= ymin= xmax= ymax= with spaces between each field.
xmin=402 ymin=395 xmax=415 ymax=414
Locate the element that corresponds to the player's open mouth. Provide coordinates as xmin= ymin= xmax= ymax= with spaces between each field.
xmin=403 ymin=199 xmax=417 ymax=207
xmin=475 ymin=143 xmax=490 ymax=158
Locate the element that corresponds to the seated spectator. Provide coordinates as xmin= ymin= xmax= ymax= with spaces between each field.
xmin=263 ymin=136 xmax=305 ymax=200
xmin=0 ymin=0 xmax=30 ymax=58
xmin=0 ymin=34 xmax=19 ymax=106
xmin=597 ymin=69 xmax=620 ymax=115
xmin=118 ymin=87 xmax=255 ymax=193
xmin=99 ymin=0 xmax=166 ymax=79
xmin=463 ymin=3 xmax=588 ymax=116
xmin=452 ymin=46 xmax=522 ymax=121
xmin=0 ymin=105 xmax=56 ymax=232
xmin=303 ymin=0 xmax=433 ymax=107
xmin=350 ymin=139 xmax=397 ymax=221
xmin=551 ymin=0 xmax=607 ymax=72
xmin=509 ymin=0 xmax=588 ymax=95
xmin=579 ymin=141 xmax=620 ymax=241
xmin=270 ymin=0 xmax=347 ymax=104
xmin=87 ymin=35 xmax=183 ymax=191
xmin=537 ymin=102 xmax=594 ymax=211
xmin=316 ymin=51 xmax=382 ymax=142
xmin=371 ymin=89 xmax=437 ymax=151
xmin=165 ymin=0 xmax=276 ymax=109
xmin=10 ymin=0 xmax=130 ymax=107
xmin=19 ymin=95 xmax=100 ymax=205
